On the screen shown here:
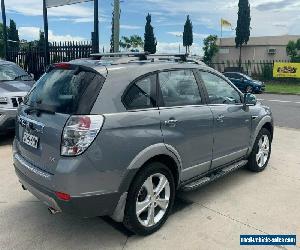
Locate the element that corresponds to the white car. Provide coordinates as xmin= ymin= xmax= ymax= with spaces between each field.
xmin=0 ymin=60 xmax=34 ymax=133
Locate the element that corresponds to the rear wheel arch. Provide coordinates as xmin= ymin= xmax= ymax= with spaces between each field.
xmin=141 ymin=155 xmax=179 ymax=189
xmin=119 ymin=144 xmax=182 ymax=194
xmin=126 ymin=154 xmax=180 ymax=192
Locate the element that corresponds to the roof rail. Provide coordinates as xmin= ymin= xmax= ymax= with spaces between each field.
xmin=90 ymin=52 xmax=149 ymax=60
xmin=149 ymin=53 xmax=189 ymax=61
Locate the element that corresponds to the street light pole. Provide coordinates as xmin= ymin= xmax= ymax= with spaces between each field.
xmin=113 ymin=0 xmax=120 ymax=52
xmin=176 ymin=34 xmax=183 ymax=54
xmin=93 ymin=0 xmax=99 ymax=53
xmin=43 ymin=0 xmax=49 ymax=66
xmin=1 ymin=0 xmax=8 ymax=60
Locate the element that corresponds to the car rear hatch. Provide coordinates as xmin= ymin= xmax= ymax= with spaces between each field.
xmin=15 ymin=63 xmax=106 ymax=174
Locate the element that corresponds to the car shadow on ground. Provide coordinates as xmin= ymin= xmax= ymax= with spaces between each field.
xmin=2 ymin=168 xmax=254 ymax=249
xmin=102 ymin=195 xmax=194 ymax=237
xmin=0 ymin=132 xmax=15 ymax=147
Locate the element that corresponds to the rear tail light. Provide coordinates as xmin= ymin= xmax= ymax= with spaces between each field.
xmin=61 ymin=115 xmax=104 ymax=156
xmin=55 ymin=191 xmax=71 ymax=201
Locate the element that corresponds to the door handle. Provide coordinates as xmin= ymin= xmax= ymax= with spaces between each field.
xmin=164 ymin=119 xmax=178 ymax=127
xmin=216 ymin=115 xmax=225 ymax=122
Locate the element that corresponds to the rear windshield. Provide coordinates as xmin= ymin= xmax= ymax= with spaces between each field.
xmin=25 ymin=67 xmax=105 ymax=114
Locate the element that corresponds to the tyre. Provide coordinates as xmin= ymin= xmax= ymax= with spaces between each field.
xmin=123 ymin=162 xmax=175 ymax=235
xmin=247 ymin=128 xmax=272 ymax=172
xmin=246 ymin=85 xmax=253 ymax=93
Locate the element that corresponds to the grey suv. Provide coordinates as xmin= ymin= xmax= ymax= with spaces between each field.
xmin=13 ymin=53 xmax=273 ymax=235
xmin=0 ymin=60 xmax=34 ymax=132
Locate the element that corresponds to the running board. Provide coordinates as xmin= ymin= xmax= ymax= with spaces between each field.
xmin=181 ymin=160 xmax=248 ymax=192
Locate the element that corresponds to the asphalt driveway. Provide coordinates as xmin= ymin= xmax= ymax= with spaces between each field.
xmin=0 ymin=126 xmax=299 ymax=250
xmin=258 ymin=93 xmax=300 ymax=129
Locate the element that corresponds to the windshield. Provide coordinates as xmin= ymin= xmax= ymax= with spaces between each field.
xmin=242 ymin=74 xmax=252 ymax=80
xmin=0 ymin=64 xmax=30 ymax=81
xmin=24 ymin=68 xmax=105 ymax=115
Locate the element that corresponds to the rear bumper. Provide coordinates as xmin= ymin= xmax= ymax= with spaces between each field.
xmin=0 ymin=108 xmax=17 ymax=131
xmin=13 ymin=152 xmax=122 ymax=218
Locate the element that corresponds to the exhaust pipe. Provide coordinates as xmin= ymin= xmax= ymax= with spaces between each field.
xmin=48 ymin=207 xmax=60 ymax=215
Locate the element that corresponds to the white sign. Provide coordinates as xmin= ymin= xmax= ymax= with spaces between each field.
xmin=46 ymin=0 xmax=93 ymax=8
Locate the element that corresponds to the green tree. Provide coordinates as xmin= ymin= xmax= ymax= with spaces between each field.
xmin=37 ymin=30 xmax=45 ymax=52
xmin=235 ymin=0 xmax=251 ymax=68
xmin=120 ymin=35 xmax=144 ymax=51
xmin=286 ymin=39 xmax=300 ymax=62
xmin=203 ymin=35 xmax=219 ymax=66
xmin=110 ymin=10 xmax=115 ymax=52
xmin=7 ymin=19 xmax=19 ymax=51
xmin=0 ymin=23 xmax=4 ymax=58
xmin=183 ymin=15 xmax=193 ymax=54
xmin=144 ymin=13 xmax=157 ymax=54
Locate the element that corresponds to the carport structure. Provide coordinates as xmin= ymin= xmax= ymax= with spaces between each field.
xmin=0 ymin=0 xmax=99 ymax=63
xmin=42 ymin=0 xmax=100 ymax=66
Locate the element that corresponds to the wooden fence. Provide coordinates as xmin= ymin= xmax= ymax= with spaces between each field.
xmin=7 ymin=41 xmax=93 ymax=79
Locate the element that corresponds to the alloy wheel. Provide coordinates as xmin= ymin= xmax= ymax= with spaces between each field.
xmin=136 ymin=173 xmax=170 ymax=228
xmin=256 ymin=135 xmax=270 ymax=168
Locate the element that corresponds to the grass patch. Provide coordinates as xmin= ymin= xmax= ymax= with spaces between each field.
xmin=265 ymin=81 xmax=300 ymax=95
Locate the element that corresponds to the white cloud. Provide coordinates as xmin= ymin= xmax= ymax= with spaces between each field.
xmin=157 ymin=42 xmax=203 ymax=55
xmin=132 ymin=0 xmax=300 ymax=36
xmin=18 ymin=26 xmax=86 ymax=42
xmin=167 ymin=32 xmax=209 ymax=39
xmin=120 ymin=25 xmax=142 ymax=30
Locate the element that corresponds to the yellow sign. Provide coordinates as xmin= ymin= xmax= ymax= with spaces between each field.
xmin=273 ymin=62 xmax=300 ymax=78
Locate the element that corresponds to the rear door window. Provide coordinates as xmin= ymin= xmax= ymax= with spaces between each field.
xmin=25 ymin=67 xmax=105 ymax=114
xmin=123 ymin=74 xmax=157 ymax=110
xmin=158 ymin=69 xmax=202 ymax=107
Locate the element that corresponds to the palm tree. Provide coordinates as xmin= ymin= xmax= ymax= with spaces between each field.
xmin=120 ymin=35 xmax=144 ymax=51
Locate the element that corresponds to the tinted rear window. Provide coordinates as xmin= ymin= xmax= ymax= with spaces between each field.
xmin=25 ymin=68 xmax=105 ymax=114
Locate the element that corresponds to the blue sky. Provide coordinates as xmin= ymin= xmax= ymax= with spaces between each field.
xmin=2 ymin=0 xmax=300 ymax=54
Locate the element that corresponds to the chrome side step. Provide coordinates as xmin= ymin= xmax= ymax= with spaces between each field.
xmin=181 ymin=160 xmax=248 ymax=192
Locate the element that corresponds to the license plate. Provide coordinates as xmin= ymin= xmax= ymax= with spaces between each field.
xmin=23 ymin=131 xmax=39 ymax=149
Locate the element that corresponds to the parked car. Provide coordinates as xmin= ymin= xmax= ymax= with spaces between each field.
xmin=0 ymin=60 xmax=35 ymax=133
xmin=13 ymin=53 xmax=273 ymax=236
xmin=223 ymin=72 xmax=265 ymax=93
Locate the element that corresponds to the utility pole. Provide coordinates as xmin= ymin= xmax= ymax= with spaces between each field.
xmin=43 ymin=0 xmax=49 ymax=66
xmin=93 ymin=0 xmax=99 ymax=53
xmin=1 ymin=0 xmax=8 ymax=60
xmin=113 ymin=0 xmax=120 ymax=52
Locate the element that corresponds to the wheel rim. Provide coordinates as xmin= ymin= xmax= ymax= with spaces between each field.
xmin=136 ymin=173 xmax=170 ymax=228
xmin=256 ymin=135 xmax=270 ymax=168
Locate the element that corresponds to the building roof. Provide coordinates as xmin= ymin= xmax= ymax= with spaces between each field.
xmin=218 ymin=35 xmax=300 ymax=47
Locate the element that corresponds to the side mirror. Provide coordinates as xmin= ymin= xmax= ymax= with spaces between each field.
xmin=30 ymin=73 xmax=35 ymax=80
xmin=244 ymin=93 xmax=257 ymax=106
xmin=240 ymin=77 xmax=244 ymax=82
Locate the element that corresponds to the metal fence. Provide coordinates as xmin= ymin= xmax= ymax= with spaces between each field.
xmin=7 ymin=41 xmax=93 ymax=80
xmin=210 ymin=59 xmax=290 ymax=79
